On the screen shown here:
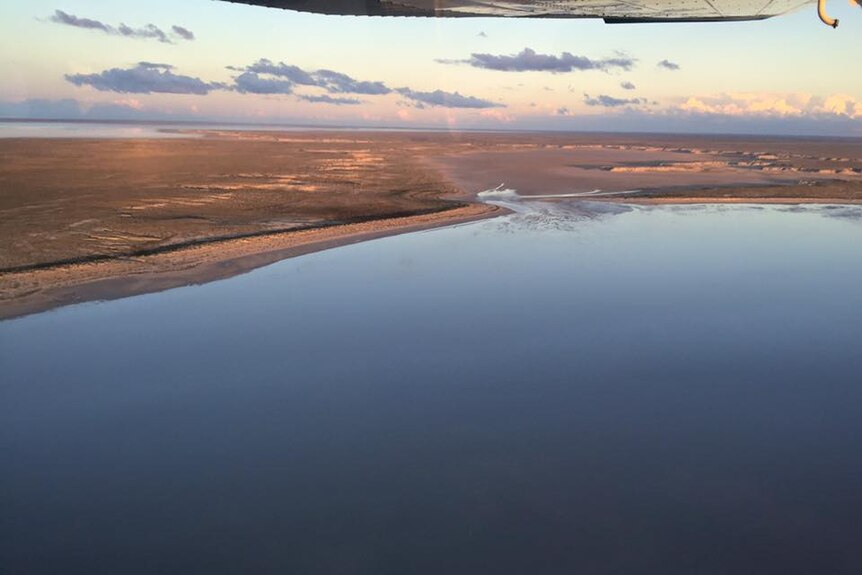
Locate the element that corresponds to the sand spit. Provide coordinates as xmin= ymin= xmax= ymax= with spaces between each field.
xmin=0 ymin=203 xmax=498 ymax=320
xmin=2 ymin=130 xmax=861 ymax=319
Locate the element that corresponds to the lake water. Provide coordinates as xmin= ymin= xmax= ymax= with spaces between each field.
xmin=0 ymin=120 xmax=500 ymax=139
xmin=2 ymin=201 xmax=862 ymax=574
xmin=0 ymin=120 xmax=358 ymax=139
xmin=0 ymin=121 xmax=201 ymax=139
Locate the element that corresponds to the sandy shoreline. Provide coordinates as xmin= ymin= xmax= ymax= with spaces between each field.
xmin=0 ymin=203 xmax=499 ymax=320
xmin=610 ymin=196 xmax=862 ymax=205
xmin=2 ymin=130 xmax=860 ymax=320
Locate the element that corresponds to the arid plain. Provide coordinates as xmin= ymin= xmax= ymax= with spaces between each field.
xmin=1 ymin=130 xmax=860 ymax=318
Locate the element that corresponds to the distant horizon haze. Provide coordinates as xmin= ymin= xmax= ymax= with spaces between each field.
xmin=1 ymin=0 xmax=861 ymax=137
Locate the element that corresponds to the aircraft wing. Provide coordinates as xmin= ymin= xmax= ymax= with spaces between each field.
xmin=218 ymin=0 xmax=813 ymax=22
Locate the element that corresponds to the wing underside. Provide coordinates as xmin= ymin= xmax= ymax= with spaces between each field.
xmin=219 ymin=0 xmax=813 ymax=21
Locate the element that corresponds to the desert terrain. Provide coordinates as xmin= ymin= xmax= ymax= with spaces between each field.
xmin=431 ymin=132 xmax=862 ymax=201
xmin=1 ymin=129 xmax=860 ymax=318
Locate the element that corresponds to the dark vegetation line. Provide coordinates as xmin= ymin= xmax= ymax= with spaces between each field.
xmin=0 ymin=202 xmax=465 ymax=275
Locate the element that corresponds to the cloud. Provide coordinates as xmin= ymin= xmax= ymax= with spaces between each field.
xmin=66 ymin=62 xmax=222 ymax=95
xmin=657 ymin=59 xmax=680 ymax=71
xmin=5 ymin=96 xmax=861 ymax=137
xmin=584 ymin=94 xmax=646 ymax=107
xmin=240 ymin=59 xmax=317 ymax=85
xmin=677 ymin=92 xmax=862 ymax=119
xmin=137 ymin=62 xmax=173 ymax=70
xmin=556 ymin=107 xmax=571 ymax=116
xmin=228 ymin=59 xmax=492 ymax=109
xmin=50 ymin=9 xmax=111 ymax=33
xmin=478 ymin=31 xmax=487 ymax=37
xmin=63 ymin=58 xmax=496 ymax=111
xmin=47 ymin=10 xmax=194 ymax=43
xmin=620 ymin=81 xmax=636 ymax=90
xmin=297 ymin=94 xmax=362 ymax=105
xmin=821 ymin=94 xmax=862 ymax=117
xmin=314 ymin=69 xmax=391 ymax=95
xmin=479 ymin=109 xmax=514 ymax=123
xmin=233 ymin=71 xmax=294 ymax=94
xmin=117 ymin=23 xmax=170 ymax=43
xmin=171 ymin=25 xmax=195 ymax=41
xmin=397 ymin=88 xmax=504 ymax=109
xmin=439 ymin=48 xmax=635 ymax=73
xmin=228 ymin=60 xmax=391 ymax=95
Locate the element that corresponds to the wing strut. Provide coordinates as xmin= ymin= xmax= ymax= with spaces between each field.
xmin=817 ymin=0 xmax=838 ymax=27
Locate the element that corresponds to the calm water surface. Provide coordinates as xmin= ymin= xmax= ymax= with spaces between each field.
xmin=2 ymin=202 xmax=862 ymax=574
xmin=0 ymin=120 xmax=495 ymax=138
xmin=0 ymin=121 xmax=197 ymax=139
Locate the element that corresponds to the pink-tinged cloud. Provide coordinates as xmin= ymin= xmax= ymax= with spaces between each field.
xmin=679 ymin=93 xmax=862 ymax=119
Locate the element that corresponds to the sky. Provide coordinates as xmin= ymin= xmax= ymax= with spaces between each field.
xmin=1 ymin=0 xmax=861 ymax=135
